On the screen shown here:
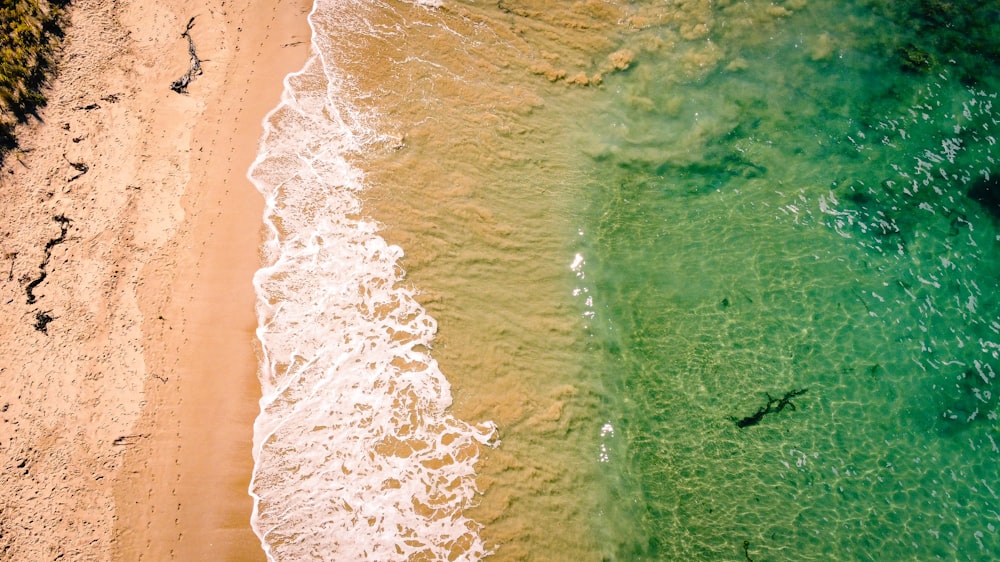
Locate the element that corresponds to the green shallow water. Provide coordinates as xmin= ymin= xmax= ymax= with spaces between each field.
xmin=579 ymin=1 xmax=1000 ymax=559
xmin=341 ymin=0 xmax=1000 ymax=559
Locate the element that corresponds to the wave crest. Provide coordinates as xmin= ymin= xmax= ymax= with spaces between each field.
xmin=247 ymin=12 xmax=496 ymax=559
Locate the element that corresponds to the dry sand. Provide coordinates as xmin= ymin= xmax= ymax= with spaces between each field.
xmin=0 ymin=0 xmax=311 ymax=559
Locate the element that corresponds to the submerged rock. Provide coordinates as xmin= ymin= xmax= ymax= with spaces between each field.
xmin=968 ymin=174 xmax=1000 ymax=218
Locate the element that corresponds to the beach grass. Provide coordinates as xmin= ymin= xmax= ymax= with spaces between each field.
xmin=0 ymin=0 xmax=69 ymax=160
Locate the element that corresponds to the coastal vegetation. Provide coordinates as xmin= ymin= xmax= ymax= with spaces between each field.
xmin=0 ymin=0 xmax=70 ymax=163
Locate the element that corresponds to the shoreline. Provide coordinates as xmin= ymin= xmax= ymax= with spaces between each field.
xmin=0 ymin=0 xmax=312 ymax=559
xmin=114 ymin=1 xmax=314 ymax=559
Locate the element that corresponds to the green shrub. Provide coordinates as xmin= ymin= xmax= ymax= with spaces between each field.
xmin=0 ymin=0 xmax=68 ymax=164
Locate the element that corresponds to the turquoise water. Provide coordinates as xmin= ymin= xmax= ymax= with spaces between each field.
xmin=252 ymin=0 xmax=1000 ymax=558
xmin=576 ymin=1 xmax=1000 ymax=559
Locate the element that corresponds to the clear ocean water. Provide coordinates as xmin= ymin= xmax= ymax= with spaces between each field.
xmin=248 ymin=0 xmax=1000 ymax=559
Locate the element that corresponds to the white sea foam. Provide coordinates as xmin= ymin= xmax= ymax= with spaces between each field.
xmin=247 ymin=2 xmax=496 ymax=559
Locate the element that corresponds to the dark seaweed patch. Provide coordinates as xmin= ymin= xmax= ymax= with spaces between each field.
xmin=25 ymin=214 xmax=71 ymax=305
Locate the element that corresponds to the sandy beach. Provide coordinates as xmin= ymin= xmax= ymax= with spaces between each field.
xmin=0 ymin=0 xmax=311 ymax=559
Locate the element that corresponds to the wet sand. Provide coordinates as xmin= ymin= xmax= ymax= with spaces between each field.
xmin=0 ymin=0 xmax=311 ymax=559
